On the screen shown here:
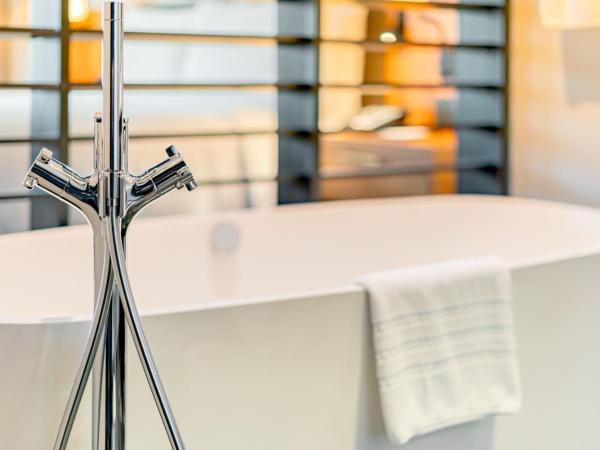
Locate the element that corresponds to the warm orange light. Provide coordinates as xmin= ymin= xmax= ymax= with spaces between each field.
xmin=379 ymin=32 xmax=397 ymax=44
xmin=69 ymin=0 xmax=91 ymax=23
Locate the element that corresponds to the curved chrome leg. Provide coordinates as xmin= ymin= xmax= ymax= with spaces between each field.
xmin=106 ymin=212 xmax=186 ymax=450
xmin=53 ymin=252 xmax=114 ymax=450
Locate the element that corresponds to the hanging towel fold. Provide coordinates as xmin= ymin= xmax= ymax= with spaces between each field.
xmin=356 ymin=257 xmax=521 ymax=445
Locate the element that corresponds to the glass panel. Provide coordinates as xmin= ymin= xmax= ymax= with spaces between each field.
xmin=320 ymin=168 xmax=502 ymax=201
xmin=69 ymin=135 xmax=277 ymax=182
xmin=0 ymin=89 xmax=60 ymax=140
xmin=321 ymin=1 xmax=505 ymax=46
xmin=69 ymin=89 xmax=277 ymax=138
xmin=0 ymin=35 xmax=60 ymax=84
xmin=73 ymin=0 xmax=277 ymax=37
xmin=0 ymin=143 xmax=34 ymax=192
xmin=319 ymin=87 xmax=503 ymax=131
xmin=439 ymin=0 xmax=505 ymax=5
xmin=319 ymin=128 xmax=502 ymax=177
xmin=320 ymin=43 xmax=505 ymax=87
xmin=0 ymin=200 xmax=30 ymax=233
xmin=320 ymin=171 xmax=457 ymax=199
xmin=395 ymin=0 xmax=505 ymax=4
xmin=278 ymin=1 xmax=317 ymax=38
xmin=69 ymin=36 xmax=277 ymax=85
xmin=137 ymin=180 xmax=277 ymax=218
xmin=67 ymin=180 xmax=277 ymax=225
xmin=68 ymin=135 xmax=277 ymax=222
xmin=320 ymin=1 xmax=370 ymax=42
xmin=0 ymin=0 xmax=60 ymax=29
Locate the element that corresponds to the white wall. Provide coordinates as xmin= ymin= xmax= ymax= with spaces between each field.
xmin=511 ymin=0 xmax=600 ymax=207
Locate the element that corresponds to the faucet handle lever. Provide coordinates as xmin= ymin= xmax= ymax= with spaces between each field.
xmin=166 ymin=145 xmax=178 ymax=157
xmin=166 ymin=145 xmax=196 ymax=192
xmin=23 ymin=148 xmax=54 ymax=189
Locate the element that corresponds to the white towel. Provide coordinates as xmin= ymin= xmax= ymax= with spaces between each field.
xmin=357 ymin=257 xmax=521 ymax=445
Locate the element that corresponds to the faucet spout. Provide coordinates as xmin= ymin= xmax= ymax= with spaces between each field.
xmin=124 ymin=145 xmax=196 ymax=223
xmin=162 ymin=145 xmax=197 ymax=191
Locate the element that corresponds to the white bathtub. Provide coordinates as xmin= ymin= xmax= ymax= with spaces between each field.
xmin=2 ymin=195 xmax=600 ymax=449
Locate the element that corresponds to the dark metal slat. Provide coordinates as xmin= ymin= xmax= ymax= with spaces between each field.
xmin=68 ymin=82 xmax=314 ymax=90
xmin=360 ymin=0 xmax=506 ymax=11
xmin=0 ymin=26 xmax=60 ymax=37
xmin=70 ymin=28 xmax=313 ymax=45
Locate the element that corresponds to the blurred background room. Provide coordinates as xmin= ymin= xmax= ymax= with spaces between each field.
xmin=5 ymin=2 xmax=600 ymax=449
xmin=0 ymin=0 xmax=599 ymax=233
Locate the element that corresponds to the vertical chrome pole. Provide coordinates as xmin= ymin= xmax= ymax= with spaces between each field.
xmin=103 ymin=1 xmax=124 ymax=179
xmin=102 ymin=3 xmax=126 ymax=449
xmin=92 ymin=114 xmax=107 ymax=450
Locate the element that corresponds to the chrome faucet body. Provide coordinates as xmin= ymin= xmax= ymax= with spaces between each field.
xmin=23 ymin=2 xmax=191 ymax=449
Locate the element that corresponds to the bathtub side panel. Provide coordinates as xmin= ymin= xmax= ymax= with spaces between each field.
xmin=126 ymin=291 xmax=366 ymax=450
xmin=0 ymin=321 xmax=91 ymax=449
xmin=494 ymin=254 xmax=600 ymax=450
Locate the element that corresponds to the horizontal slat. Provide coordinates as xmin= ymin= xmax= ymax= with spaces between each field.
xmin=0 ymin=83 xmax=60 ymax=90
xmin=194 ymin=177 xmax=277 ymax=186
xmin=68 ymin=82 xmax=313 ymax=91
xmin=284 ymin=125 xmax=504 ymax=135
xmin=86 ymin=126 xmax=502 ymax=139
xmin=69 ymin=130 xmax=276 ymax=141
xmin=320 ymin=39 xmax=505 ymax=51
xmin=68 ymin=29 xmax=505 ymax=50
xmin=360 ymin=0 xmax=506 ymax=10
xmin=61 ymin=127 xmax=505 ymax=143
xmin=320 ymin=163 xmax=501 ymax=180
xmin=320 ymin=125 xmax=503 ymax=134
xmin=0 ymin=138 xmax=60 ymax=145
xmin=70 ymin=33 xmax=507 ymax=50
xmin=70 ymin=29 xmax=311 ymax=45
xmin=0 ymin=27 xmax=60 ymax=37
xmin=322 ymin=83 xmax=504 ymax=90
xmin=0 ymin=165 xmax=501 ymax=202
xmin=67 ymin=82 xmax=505 ymax=91
xmin=0 ymin=178 xmax=278 ymax=202
xmin=0 ymin=191 xmax=46 ymax=201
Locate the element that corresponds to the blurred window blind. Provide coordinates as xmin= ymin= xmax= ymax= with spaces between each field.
xmin=0 ymin=0 xmax=508 ymax=232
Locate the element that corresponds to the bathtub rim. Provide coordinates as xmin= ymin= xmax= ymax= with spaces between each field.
xmin=3 ymin=246 xmax=600 ymax=326
xmin=2 ymin=194 xmax=600 ymax=325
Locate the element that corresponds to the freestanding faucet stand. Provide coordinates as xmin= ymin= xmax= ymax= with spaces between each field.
xmin=23 ymin=2 xmax=194 ymax=449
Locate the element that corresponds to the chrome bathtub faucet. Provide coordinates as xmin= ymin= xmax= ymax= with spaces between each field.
xmin=22 ymin=2 xmax=191 ymax=449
